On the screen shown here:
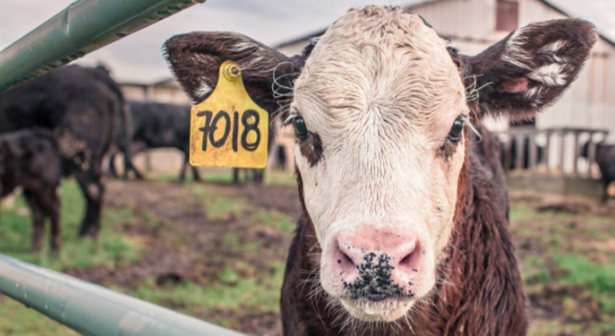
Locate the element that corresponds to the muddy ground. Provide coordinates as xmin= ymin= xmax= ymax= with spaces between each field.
xmin=55 ymin=178 xmax=615 ymax=336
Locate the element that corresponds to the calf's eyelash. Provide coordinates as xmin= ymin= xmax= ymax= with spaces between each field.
xmin=459 ymin=115 xmax=482 ymax=142
xmin=283 ymin=113 xmax=300 ymax=126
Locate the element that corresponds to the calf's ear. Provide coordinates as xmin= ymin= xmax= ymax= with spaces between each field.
xmin=163 ymin=32 xmax=310 ymax=117
xmin=465 ymin=19 xmax=597 ymax=121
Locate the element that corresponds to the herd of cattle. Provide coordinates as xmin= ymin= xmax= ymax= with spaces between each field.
xmin=0 ymin=64 xmax=276 ymax=252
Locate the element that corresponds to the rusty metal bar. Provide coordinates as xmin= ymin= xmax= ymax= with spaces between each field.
xmin=0 ymin=0 xmax=206 ymax=92
xmin=0 ymin=254 xmax=247 ymax=336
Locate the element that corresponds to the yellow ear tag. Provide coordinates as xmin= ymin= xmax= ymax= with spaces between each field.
xmin=189 ymin=60 xmax=269 ymax=168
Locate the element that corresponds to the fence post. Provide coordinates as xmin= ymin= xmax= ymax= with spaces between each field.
xmin=572 ymin=130 xmax=580 ymax=176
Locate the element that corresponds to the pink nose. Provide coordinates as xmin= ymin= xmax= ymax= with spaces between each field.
xmin=332 ymin=229 xmax=425 ymax=301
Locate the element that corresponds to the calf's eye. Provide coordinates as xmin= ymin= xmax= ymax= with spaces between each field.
xmin=293 ymin=116 xmax=309 ymax=141
xmin=448 ymin=117 xmax=464 ymax=142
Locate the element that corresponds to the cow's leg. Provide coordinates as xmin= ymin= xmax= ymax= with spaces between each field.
xmin=232 ymin=168 xmax=240 ymax=184
xmin=75 ymin=173 xmax=104 ymax=238
xmin=601 ymin=181 xmax=610 ymax=203
xmin=191 ymin=165 xmax=201 ymax=182
xmin=256 ymin=169 xmax=265 ymax=184
xmin=179 ymin=153 xmax=188 ymax=182
xmin=129 ymin=142 xmax=146 ymax=180
xmin=108 ymin=151 xmax=119 ymax=178
xmin=123 ymin=152 xmax=144 ymax=180
xmin=40 ymin=189 xmax=61 ymax=253
xmin=129 ymin=163 xmax=144 ymax=180
xmin=24 ymin=191 xmax=45 ymax=253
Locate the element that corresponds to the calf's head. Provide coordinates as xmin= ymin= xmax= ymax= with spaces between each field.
xmin=165 ymin=6 xmax=595 ymax=322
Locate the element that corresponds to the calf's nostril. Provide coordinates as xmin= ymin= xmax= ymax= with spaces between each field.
xmin=339 ymin=250 xmax=355 ymax=267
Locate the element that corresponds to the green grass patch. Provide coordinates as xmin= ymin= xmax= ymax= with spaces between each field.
xmin=265 ymin=170 xmax=296 ymax=187
xmin=0 ymin=180 xmax=145 ymax=271
xmin=555 ymin=255 xmax=615 ymax=294
xmin=190 ymin=185 xmax=249 ymax=220
xmin=252 ymin=209 xmax=295 ymax=232
xmin=0 ymin=298 xmax=79 ymax=336
xmin=129 ymin=262 xmax=286 ymax=315
xmin=0 ymin=180 xmax=151 ymax=335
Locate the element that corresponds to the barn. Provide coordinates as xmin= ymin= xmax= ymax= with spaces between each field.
xmin=275 ymin=0 xmax=615 ymax=176
xmin=117 ymin=0 xmax=615 ymax=180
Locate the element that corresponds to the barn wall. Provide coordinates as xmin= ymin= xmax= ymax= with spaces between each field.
xmin=414 ymin=0 xmax=496 ymax=40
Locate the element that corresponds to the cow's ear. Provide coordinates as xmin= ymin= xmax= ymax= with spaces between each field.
xmin=164 ymin=32 xmax=310 ymax=117
xmin=466 ymin=19 xmax=597 ymax=121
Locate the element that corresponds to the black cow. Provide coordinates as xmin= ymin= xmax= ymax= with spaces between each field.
xmin=501 ymin=137 xmax=545 ymax=171
xmin=275 ymin=144 xmax=287 ymax=171
xmin=108 ymin=101 xmax=200 ymax=181
xmin=0 ymin=129 xmax=62 ymax=252
xmin=92 ymin=66 xmax=142 ymax=180
xmin=0 ymin=65 xmax=121 ymax=238
xmin=582 ymin=141 xmax=615 ymax=202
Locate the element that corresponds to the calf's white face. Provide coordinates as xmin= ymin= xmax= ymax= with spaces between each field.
xmin=288 ymin=8 xmax=467 ymax=321
xmin=164 ymin=5 xmax=596 ymax=324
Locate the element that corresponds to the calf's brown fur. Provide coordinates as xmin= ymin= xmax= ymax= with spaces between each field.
xmin=164 ymin=7 xmax=596 ymax=336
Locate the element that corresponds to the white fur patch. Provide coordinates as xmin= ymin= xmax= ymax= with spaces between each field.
xmin=524 ymin=86 xmax=545 ymax=106
xmin=503 ymin=27 xmax=532 ymax=70
xmin=229 ymin=41 xmax=257 ymax=53
xmin=539 ymin=40 xmax=567 ymax=54
xmin=244 ymin=56 xmax=265 ymax=70
xmin=195 ymin=82 xmax=212 ymax=97
xmin=528 ymin=63 xmax=567 ymax=86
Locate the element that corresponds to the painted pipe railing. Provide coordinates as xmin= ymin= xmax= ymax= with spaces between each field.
xmin=0 ymin=254 xmax=247 ymax=336
xmin=0 ymin=0 xmax=253 ymax=334
xmin=0 ymin=0 xmax=206 ymax=92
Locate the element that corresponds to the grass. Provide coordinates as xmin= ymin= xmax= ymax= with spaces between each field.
xmin=149 ymin=169 xmax=297 ymax=187
xmin=0 ymin=179 xmax=147 ymax=335
xmin=190 ymin=184 xmax=250 ymax=220
xmin=130 ymin=262 xmax=284 ymax=313
xmin=510 ymin=199 xmax=615 ymax=336
xmin=251 ymin=209 xmax=295 ymax=232
xmin=0 ymin=299 xmax=80 ymax=336
xmin=0 ymin=180 xmax=144 ymax=271
xmin=3 ymin=178 xmax=614 ymax=336
xmin=555 ymin=254 xmax=615 ymax=295
xmin=126 ymin=262 xmax=286 ymax=328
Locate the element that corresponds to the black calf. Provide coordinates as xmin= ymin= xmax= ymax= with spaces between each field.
xmin=0 ymin=65 xmax=119 ymax=238
xmin=0 ymin=129 xmax=62 ymax=252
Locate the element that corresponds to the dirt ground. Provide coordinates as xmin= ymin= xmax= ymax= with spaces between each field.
xmin=36 ymin=178 xmax=615 ymax=336
xmin=62 ymin=178 xmax=300 ymax=335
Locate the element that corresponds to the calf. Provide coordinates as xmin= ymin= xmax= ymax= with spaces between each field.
xmin=165 ymin=7 xmax=595 ymax=335
xmin=583 ymin=141 xmax=615 ymax=202
xmin=108 ymin=101 xmax=199 ymax=181
xmin=0 ymin=65 xmax=120 ymax=238
xmin=0 ymin=129 xmax=62 ymax=252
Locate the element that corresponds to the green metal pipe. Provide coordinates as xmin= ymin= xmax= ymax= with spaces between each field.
xmin=0 ymin=254 xmax=247 ymax=336
xmin=0 ymin=0 xmax=207 ymax=92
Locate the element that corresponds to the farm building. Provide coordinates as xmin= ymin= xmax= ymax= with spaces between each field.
xmin=118 ymin=0 xmax=615 ymax=179
xmin=121 ymin=78 xmax=191 ymax=104
xmin=275 ymin=0 xmax=615 ymax=176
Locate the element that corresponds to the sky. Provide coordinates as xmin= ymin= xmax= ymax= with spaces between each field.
xmin=1 ymin=0 xmax=614 ymax=83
